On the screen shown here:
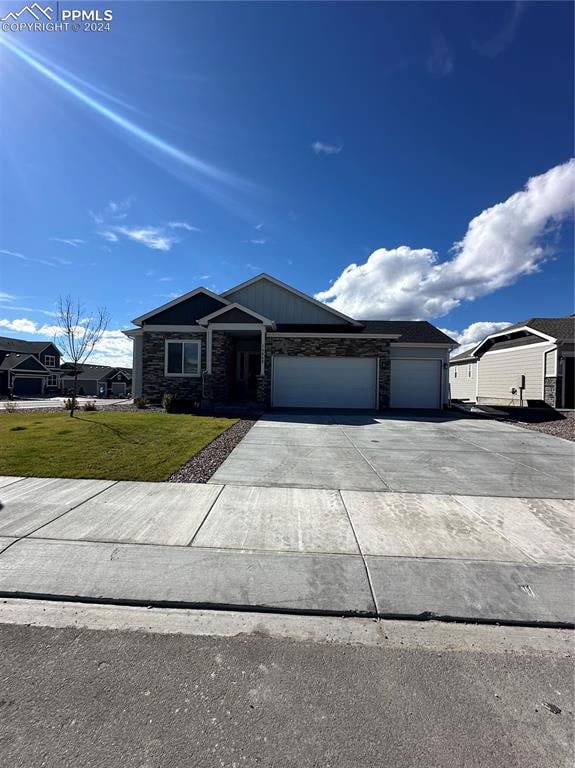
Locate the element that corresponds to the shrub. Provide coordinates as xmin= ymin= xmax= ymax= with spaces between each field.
xmin=64 ymin=397 xmax=77 ymax=411
xmin=83 ymin=400 xmax=97 ymax=411
xmin=134 ymin=396 xmax=147 ymax=409
xmin=2 ymin=400 xmax=17 ymax=414
xmin=162 ymin=393 xmax=176 ymax=413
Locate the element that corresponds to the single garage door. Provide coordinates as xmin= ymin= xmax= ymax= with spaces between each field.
xmin=272 ymin=357 xmax=377 ymax=409
xmin=390 ymin=359 xmax=441 ymax=409
xmin=12 ymin=376 xmax=44 ymax=396
xmin=111 ymin=381 xmax=126 ymax=396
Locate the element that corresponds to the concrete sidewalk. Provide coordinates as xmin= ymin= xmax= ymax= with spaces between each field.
xmin=0 ymin=475 xmax=573 ymax=626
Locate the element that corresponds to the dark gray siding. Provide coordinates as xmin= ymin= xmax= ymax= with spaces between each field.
xmin=143 ymin=294 xmax=226 ymax=326
xmin=209 ymin=308 xmax=262 ymax=324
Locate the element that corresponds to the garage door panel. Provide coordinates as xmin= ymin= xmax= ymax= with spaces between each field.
xmin=13 ymin=377 xmax=44 ymax=396
xmin=390 ymin=359 xmax=441 ymax=409
xmin=272 ymin=357 xmax=377 ymax=409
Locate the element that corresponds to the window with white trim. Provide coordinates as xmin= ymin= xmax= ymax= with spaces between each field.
xmin=45 ymin=355 xmax=56 ymax=368
xmin=165 ymin=340 xmax=201 ymax=376
xmin=47 ymin=375 xmax=58 ymax=387
xmin=454 ymin=368 xmax=457 ymax=378
xmin=468 ymin=364 xmax=473 ymax=378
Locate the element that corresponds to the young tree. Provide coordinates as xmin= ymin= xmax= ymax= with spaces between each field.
xmin=55 ymin=296 xmax=110 ymax=417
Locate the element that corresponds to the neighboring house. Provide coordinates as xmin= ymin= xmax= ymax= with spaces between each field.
xmin=449 ymin=350 xmax=478 ymax=402
xmin=124 ymin=273 xmax=456 ymax=410
xmin=449 ymin=316 xmax=574 ymax=408
xmin=0 ymin=336 xmax=62 ymax=397
xmin=60 ymin=363 xmax=132 ymax=397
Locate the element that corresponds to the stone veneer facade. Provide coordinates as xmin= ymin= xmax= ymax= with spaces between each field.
xmin=141 ymin=331 xmax=206 ymax=403
xmin=544 ymin=376 xmax=559 ymax=408
xmin=142 ymin=330 xmax=391 ymax=408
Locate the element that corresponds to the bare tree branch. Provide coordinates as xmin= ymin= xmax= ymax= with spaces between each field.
xmin=55 ymin=296 xmax=110 ymax=417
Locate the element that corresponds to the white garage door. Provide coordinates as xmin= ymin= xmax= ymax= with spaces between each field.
xmin=272 ymin=357 xmax=377 ymax=409
xmin=390 ymin=359 xmax=441 ymax=409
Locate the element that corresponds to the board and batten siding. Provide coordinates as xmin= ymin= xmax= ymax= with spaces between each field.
xmin=225 ymin=279 xmax=344 ymax=324
xmin=449 ymin=360 xmax=477 ymax=402
xmin=390 ymin=345 xmax=450 ymax=405
xmin=477 ymin=342 xmax=554 ymax=404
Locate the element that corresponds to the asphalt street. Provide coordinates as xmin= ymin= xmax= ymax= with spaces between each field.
xmin=0 ymin=603 xmax=572 ymax=768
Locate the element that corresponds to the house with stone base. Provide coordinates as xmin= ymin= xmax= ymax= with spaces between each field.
xmin=449 ymin=316 xmax=574 ymax=408
xmin=124 ymin=273 xmax=456 ymax=410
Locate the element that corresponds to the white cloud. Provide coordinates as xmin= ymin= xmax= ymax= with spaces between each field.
xmin=0 ymin=317 xmax=38 ymax=333
xmin=114 ymin=226 xmax=178 ymax=251
xmin=0 ymin=292 xmax=17 ymax=302
xmin=1 ymin=248 xmax=57 ymax=268
xmin=246 ymin=238 xmax=267 ymax=245
xmin=311 ymin=141 xmax=343 ymax=156
xmin=167 ymin=221 xmax=201 ymax=232
xmin=440 ymin=321 xmax=512 ymax=355
xmin=88 ymin=330 xmax=133 ymax=367
xmin=316 ymin=160 xmax=575 ymax=320
xmin=90 ymin=198 xmax=133 ymax=224
xmin=474 ymin=1 xmax=526 ymax=58
xmin=0 ymin=304 xmax=57 ymax=317
xmin=50 ymin=238 xmax=85 ymax=247
xmin=427 ymin=33 xmax=454 ymax=77
xmin=97 ymin=230 xmax=119 ymax=243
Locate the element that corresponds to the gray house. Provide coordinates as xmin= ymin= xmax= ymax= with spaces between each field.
xmin=124 ymin=273 xmax=456 ymax=410
xmin=449 ymin=316 xmax=574 ymax=408
xmin=0 ymin=336 xmax=61 ymax=397
xmin=60 ymin=363 xmax=132 ymax=397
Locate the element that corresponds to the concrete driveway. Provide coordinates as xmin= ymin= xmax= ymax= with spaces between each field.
xmin=210 ymin=411 xmax=575 ymax=498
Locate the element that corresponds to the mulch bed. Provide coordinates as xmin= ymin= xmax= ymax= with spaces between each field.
xmin=168 ymin=419 xmax=256 ymax=483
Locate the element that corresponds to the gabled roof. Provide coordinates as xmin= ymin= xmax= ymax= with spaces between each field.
xmin=0 ymin=353 xmax=50 ymax=372
xmin=197 ymin=303 xmax=275 ymax=326
xmin=60 ymin=363 xmax=132 ymax=381
xmin=0 ymin=335 xmax=56 ymax=355
xmin=449 ymin=349 xmax=477 ymax=363
xmin=221 ymin=273 xmax=362 ymax=326
xmin=472 ymin=316 xmax=574 ymax=356
xmin=499 ymin=317 xmax=574 ymax=342
xmin=361 ymin=321 xmax=456 ymax=345
xmin=132 ymin=287 xmax=229 ymax=326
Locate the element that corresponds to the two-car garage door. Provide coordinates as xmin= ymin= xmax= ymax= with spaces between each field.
xmin=272 ymin=357 xmax=377 ymax=409
xmin=271 ymin=355 xmax=442 ymax=409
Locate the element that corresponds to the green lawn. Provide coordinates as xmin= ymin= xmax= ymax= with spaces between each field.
xmin=0 ymin=411 xmax=237 ymax=481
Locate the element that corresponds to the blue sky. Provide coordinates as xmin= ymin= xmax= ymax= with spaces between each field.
xmin=0 ymin=0 xmax=573 ymax=365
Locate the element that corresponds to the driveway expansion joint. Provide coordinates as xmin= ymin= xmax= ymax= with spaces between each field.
xmin=338 ymin=490 xmax=380 ymax=616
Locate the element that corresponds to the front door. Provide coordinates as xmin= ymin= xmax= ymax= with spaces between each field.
xmin=236 ymin=351 xmax=260 ymax=398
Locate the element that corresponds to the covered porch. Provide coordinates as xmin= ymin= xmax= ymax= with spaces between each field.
xmin=198 ymin=304 xmax=272 ymax=406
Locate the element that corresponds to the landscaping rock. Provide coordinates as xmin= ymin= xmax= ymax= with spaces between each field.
xmin=169 ymin=419 xmax=257 ymax=483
